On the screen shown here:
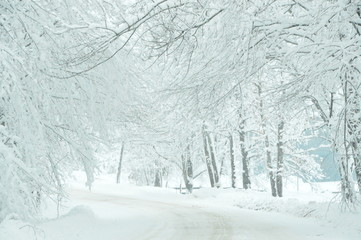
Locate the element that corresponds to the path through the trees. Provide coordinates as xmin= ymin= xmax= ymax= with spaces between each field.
xmin=48 ymin=189 xmax=348 ymax=240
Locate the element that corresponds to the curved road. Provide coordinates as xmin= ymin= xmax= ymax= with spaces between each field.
xmin=38 ymin=188 xmax=355 ymax=240
xmin=71 ymin=190 xmax=234 ymax=239
xmin=65 ymin=189 xmax=338 ymax=240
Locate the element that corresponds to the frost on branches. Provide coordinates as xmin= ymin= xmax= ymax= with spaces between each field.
xmin=1 ymin=0 xmax=361 ymax=222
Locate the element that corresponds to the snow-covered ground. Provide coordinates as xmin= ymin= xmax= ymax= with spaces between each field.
xmin=1 ymin=172 xmax=360 ymax=240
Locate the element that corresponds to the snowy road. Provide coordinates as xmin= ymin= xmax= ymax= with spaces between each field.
xmin=48 ymin=188 xmax=352 ymax=240
xmin=72 ymin=190 xmax=235 ymax=240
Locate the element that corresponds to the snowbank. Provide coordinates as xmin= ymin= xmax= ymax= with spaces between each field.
xmin=1 ymin=171 xmax=360 ymax=240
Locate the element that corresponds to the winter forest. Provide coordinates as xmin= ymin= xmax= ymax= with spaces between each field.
xmin=1 ymin=0 xmax=361 ymax=239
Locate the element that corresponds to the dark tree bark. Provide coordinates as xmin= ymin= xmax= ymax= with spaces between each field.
xmin=239 ymin=118 xmax=251 ymax=189
xmin=203 ymin=126 xmax=215 ymax=187
xmin=256 ymin=83 xmax=277 ymax=197
xmin=116 ymin=142 xmax=125 ymax=184
xmin=276 ymin=121 xmax=284 ymax=197
xmin=345 ymin=78 xmax=361 ymax=195
xmin=340 ymin=79 xmax=356 ymax=202
xmin=267 ymin=136 xmax=277 ymax=197
xmin=143 ymin=169 xmax=150 ymax=186
xmin=339 ymin=156 xmax=354 ymax=202
xmin=351 ymin=143 xmax=361 ymax=194
xmin=229 ymin=134 xmax=236 ymax=188
xmin=182 ymin=144 xmax=193 ymax=193
xmin=206 ymin=132 xmax=220 ymax=187
xmin=154 ymin=169 xmax=162 ymax=187
xmin=310 ymin=88 xmax=356 ymax=203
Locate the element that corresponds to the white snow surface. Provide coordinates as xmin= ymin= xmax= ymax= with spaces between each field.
xmin=1 ymin=172 xmax=360 ymax=240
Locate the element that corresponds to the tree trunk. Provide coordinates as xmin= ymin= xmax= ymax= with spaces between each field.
xmin=116 ymin=142 xmax=125 ymax=184
xmin=340 ymin=79 xmax=356 ymax=202
xmin=239 ymin=118 xmax=251 ymax=189
xmin=229 ymin=134 xmax=236 ymax=188
xmin=351 ymin=143 xmax=361 ymax=194
xmin=182 ymin=145 xmax=193 ymax=193
xmin=267 ymin=134 xmax=277 ymax=197
xmin=346 ymin=78 xmax=361 ymax=194
xmin=143 ymin=169 xmax=150 ymax=186
xmin=203 ymin=126 xmax=215 ymax=187
xmin=256 ymin=83 xmax=276 ymax=197
xmin=311 ymin=86 xmax=356 ymax=203
xmin=206 ymin=132 xmax=220 ymax=187
xmin=185 ymin=158 xmax=193 ymax=192
xmin=339 ymin=155 xmax=354 ymax=203
xmin=154 ymin=169 xmax=162 ymax=187
xmin=276 ymin=121 xmax=284 ymax=197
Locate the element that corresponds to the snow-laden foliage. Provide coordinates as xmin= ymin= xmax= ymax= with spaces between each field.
xmin=1 ymin=0 xmax=361 ymax=221
xmin=0 ymin=0 xmax=147 ymax=221
xmin=0 ymin=0 xmax=97 ymax=220
xmin=126 ymin=0 xmax=358 ymax=203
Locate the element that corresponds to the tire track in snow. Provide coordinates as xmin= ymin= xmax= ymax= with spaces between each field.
xmin=70 ymin=189 xmax=233 ymax=240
